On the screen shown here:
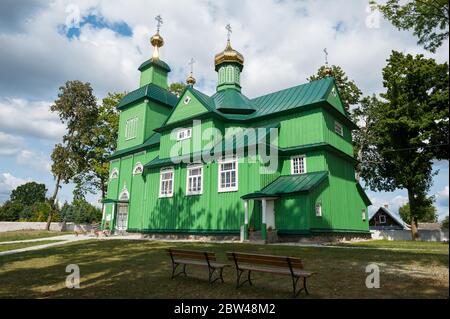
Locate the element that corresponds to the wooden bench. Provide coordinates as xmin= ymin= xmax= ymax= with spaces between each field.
xmin=167 ymin=248 xmax=230 ymax=284
xmin=227 ymin=252 xmax=316 ymax=297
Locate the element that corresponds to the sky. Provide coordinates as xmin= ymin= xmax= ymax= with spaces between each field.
xmin=0 ymin=0 xmax=448 ymax=221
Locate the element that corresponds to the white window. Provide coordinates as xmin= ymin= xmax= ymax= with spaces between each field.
xmin=186 ymin=165 xmax=203 ymax=195
xmin=362 ymin=209 xmax=366 ymax=221
xmin=177 ymin=128 xmax=192 ymax=141
xmin=315 ymin=202 xmax=322 ymax=217
xmin=379 ymin=214 xmax=386 ymax=224
xmin=334 ymin=121 xmax=344 ymax=137
xmin=159 ymin=168 xmax=174 ymax=198
xmin=133 ymin=162 xmax=144 ymax=175
xmin=183 ymin=96 xmax=191 ymax=105
xmin=218 ymin=158 xmax=238 ymax=192
xmin=125 ymin=117 xmax=138 ymax=140
xmin=291 ymin=155 xmax=306 ymax=175
xmin=110 ymin=168 xmax=119 ymax=180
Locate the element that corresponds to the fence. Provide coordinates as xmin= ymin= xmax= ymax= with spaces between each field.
xmin=0 ymin=222 xmax=94 ymax=233
xmin=371 ymin=229 xmax=449 ymax=242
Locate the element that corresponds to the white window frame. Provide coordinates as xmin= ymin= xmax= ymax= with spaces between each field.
xmin=110 ymin=168 xmax=119 ymax=180
xmin=379 ymin=214 xmax=386 ymax=224
xmin=334 ymin=121 xmax=344 ymax=137
xmin=159 ymin=167 xmax=174 ymax=198
xmin=183 ymin=96 xmax=191 ymax=105
xmin=362 ymin=208 xmax=366 ymax=221
xmin=186 ymin=164 xmax=203 ymax=196
xmin=315 ymin=202 xmax=322 ymax=217
xmin=177 ymin=128 xmax=192 ymax=141
xmin=133 ymin=162 xmax=144 ymax=175
xmin=125 ymin=117 xmax=138 ymax=140
xmin=291 ymin=155 xmax=307 ymax=175
xmin=218 ymin=157 xmax=238 ymax=193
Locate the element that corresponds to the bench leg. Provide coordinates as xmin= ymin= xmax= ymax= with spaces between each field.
xmin=291 ymin=276 xmax=309 ymax=298
xmin=171 ymin=263 xmax=187 ymax=279
xmin=236 ymin=269 xmax=252 ymax=288
xmin=208 ymin=267 xmax=226 ymax=285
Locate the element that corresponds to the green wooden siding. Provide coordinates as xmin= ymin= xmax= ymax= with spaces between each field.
xmin=278 ymin=109 xmax=323 ymax=148
xmin=166 ymin=91 xmax=209 ymax=125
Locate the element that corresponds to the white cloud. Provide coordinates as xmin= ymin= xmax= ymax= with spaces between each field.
xmin=0 ymin=172 xmax=31 ymax=196
xmin=369 ymin=194 xmax=408 ymax=215
xmin=0 ymin=98 xmax=65 ymax=140
xmin=0 ymin=132 xmax=24 ymax=156
xmin=16 ymin=149 xmax=52 ymax=172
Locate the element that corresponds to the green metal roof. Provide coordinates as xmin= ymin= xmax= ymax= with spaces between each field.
xmin=242 ymin=171 xmax=328 ymax=200
xmin=211 ymin=89 xmax=257 ymax=114
xmin=117 ymin=84 xmax=178 ymax=110
xmin=357 ymin=183 xmax=372 ymax=206
xmin=109 ymin=133 xmax=160 ymax=160
xmin=138 ymin=58 xmax=171 ymax=72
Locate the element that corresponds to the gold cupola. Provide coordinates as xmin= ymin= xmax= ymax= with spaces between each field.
xmin=214 ymin=39 xmax=245 ymax=71
xmin=150 ymin=15 xmax=164 ymax=60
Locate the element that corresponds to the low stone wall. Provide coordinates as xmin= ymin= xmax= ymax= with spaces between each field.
xmin=0 ymin=222 xmax=94 ymax=233
xmin=371 ymin=229 xmax=449 ymax=241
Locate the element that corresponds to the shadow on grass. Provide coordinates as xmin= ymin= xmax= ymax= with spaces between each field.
xmin=0 ymin=240 xmax=448 ymax=299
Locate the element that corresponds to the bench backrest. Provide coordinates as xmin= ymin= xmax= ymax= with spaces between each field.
xmin=167 ymin=248 xmax=216 ymax=261
xmin=226 ymin=252 xmax=304 ymax=270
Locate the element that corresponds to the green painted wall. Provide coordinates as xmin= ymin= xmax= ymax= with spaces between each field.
xmin=140 ymin=66 xmax=168 ymax=88
xmin=278 ymin=109 xmax=324 ymax=148
xmin=166 ymin=91 xmax=209 ymax=125
xmin=322 ymin=109 xmax=353 ymax=156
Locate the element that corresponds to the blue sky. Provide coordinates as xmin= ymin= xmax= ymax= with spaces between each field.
xmin=0 ymin=0 xmax=448 ymax=220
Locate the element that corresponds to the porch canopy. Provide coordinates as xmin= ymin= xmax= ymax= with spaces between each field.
xmin=240 ymin=171 xmax=328 ymax=241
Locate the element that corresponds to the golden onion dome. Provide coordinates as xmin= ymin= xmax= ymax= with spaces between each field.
xmin=322 ymin=65 xmax=333 ymax=77
xmin=150 ymin=32 xmax=164 ymax=48
xmin=186 ymin=75 xmax=196 ymax=86
xmin=214 ymin=40 xmax=244 ymax=70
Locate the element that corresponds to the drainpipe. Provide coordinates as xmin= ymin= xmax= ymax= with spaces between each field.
xmin=261 ymin=199 xmax=267 ymax=241
xmin=244 ymin=200 xmax=249 ymax=241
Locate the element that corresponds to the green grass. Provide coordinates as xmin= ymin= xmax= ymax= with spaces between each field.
xmin=0 ymin=240 xmax=447 ymax=299
xmin=0 ymin=240 xmax=64 ymax=253
xmin=336 ymin=240 xmax=449 ymax=253
xmin=0 ymin=230 xmax=71 ymax=243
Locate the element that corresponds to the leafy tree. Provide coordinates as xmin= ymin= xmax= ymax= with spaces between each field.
xmin=29 ymin=202 xmax=57 ymax=222
xmin=48 ymin=80 xmax=99 ymax=230
xmin=60 ymin=200 xmax=102 ymax=224
xmin=359 ymin=51 xmax=449 ymax=240
xmin=73 ymin=92 xmax=123 ymax=200
xmin=10 ymin=182 xmax=47 ymax=207
xmin=371 ymin=0 xmax=449 ymax=53
xmin=442 ymin=216 xmax=449 ymax=229
xmin=308 ymin=65 xmax=362 ymax=116
xmin=399 ymin=200 xmax=438 ymax=224
xmin=0 ymin=201 xmax=23 ymax=221
xmin=169 ymin=82 xmax=187 ymax=97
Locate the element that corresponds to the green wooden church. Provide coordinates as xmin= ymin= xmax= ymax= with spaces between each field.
xmin=101 ymin=22 xmax=371 ymax=241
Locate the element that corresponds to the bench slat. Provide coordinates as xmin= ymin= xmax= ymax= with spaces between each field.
xmin=226 ymin=252 xmax=304 ymax=269
xmin=238 ymin=264 xmax=314 ymax=277
xmin=167 ymin=249 xmax=216 ymax=261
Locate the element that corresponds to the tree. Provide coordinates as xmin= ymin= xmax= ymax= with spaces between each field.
xmin=359 ymin=51 xmax=449 ymax=240
xmin=399 ymin=200 xmax=438 ymax=224
xmin=60 ymin=200 xmax=102 ymax=224
xmin=308 ymin=65 xmax=362 ymax=116
xmin=442 ymin=216 xmax=449 ymax=229
xmin=47 ymin=80 xmax=99 ymax=230
xmin=169 ymin=82 xmax=186 ymax=97
xmin=372 ymin=0 xmax=449 ymax=53
xmin=0 ymin=201 xmax=23 ymax=221
xmin=73 ymin=92 xmax=123 ymax=200
xmin=10 ymin=182 xmax=47 ymax=207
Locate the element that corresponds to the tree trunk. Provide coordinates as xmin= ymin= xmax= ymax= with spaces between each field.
xmin=407 ymin=188 xmax=419 ymax=241
xmin=46 ymin=174 xmax=61 ymax=231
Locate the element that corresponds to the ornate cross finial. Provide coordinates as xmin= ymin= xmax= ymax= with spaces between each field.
xmin=155 ymin=15 xmax=163 ymax=32
xmin=323 ymin=48 xmax=329 ymax=65
xmin=188 ymin=58 xmax=195 ymax=75
xmin=226 ymin=24 xmax=232 ymax=41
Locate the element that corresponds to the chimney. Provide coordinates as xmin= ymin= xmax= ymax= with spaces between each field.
xmin=384 ymin=204 xmax=389 ymax=209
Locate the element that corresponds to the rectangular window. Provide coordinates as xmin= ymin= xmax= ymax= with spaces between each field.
xmin=159 ymin=168 xmax=174 ymax=198
xmin=218 ymin=158 xmax=238 ymax=192
xmin=315 ymin=202 xmax=322 ymax=217
xmin=291 ymin=155 xmax=306 ymax=175
xmin=379 ymin=215 xmax=386 ymax=224
xmin=177 ymin=128 xmax=192 ymax=141
xmin=186 ymin=165 xmax=203 ymax=195
xmin=362 ymin=209 xmax=366 ymax=221
xmin=335 ymin=121 xmax=344 ymax=137
xmin=125 ymin=117 xmax=138 ymax=140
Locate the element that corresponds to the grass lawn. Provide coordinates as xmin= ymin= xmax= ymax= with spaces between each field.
xmin=336 ymin=240 xmax=449 ymax=253
xmin=0 ymin=240 xmax=64 ymax=253
xmin=0 ymin=230 xmax=71 ymax=243
xmin=0 ymin=239 xmax=447 ymax=299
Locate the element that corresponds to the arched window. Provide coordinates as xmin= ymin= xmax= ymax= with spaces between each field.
xmin=119 ymin=188 xmax=129 ymax=201
xmin=133 ymin=162 xmax=144 ymax=175
xmin=110 ymin=168 xmax=119 ymax=180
